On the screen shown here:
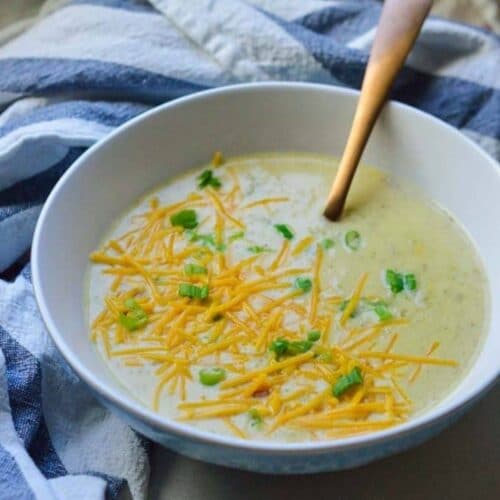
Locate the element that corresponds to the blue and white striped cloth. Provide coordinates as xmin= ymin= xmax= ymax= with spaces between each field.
xmin=0 ymin=1 xmax=498 ymax=498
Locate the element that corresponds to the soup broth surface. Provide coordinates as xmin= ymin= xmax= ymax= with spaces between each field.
xmin=88 ymin=153 xmax=487 ymax=442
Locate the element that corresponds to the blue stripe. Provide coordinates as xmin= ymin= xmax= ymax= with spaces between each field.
xmin=295 ymin=3 xmax=380 ymax=44
xmin=0 ymin=325 xmax=67 ymax=478
xmin=0 ymin=444 xmax=35 ymax=500
xmin=0 ymin=101 xmax=148 ymax=137
xmin=394 ymin=70 xmax=499 ymax=140
xmin=0 ymin=58 xmax=210 ymax=104
xmin=266 ymin=10 xmax=500 ymax=141
xmin=70 ymin=0 xmax=154 ymax=13
xmin=0 ymin=148 xmax=85 ymax=223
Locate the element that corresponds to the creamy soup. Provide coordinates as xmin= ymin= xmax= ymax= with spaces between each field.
xmin=88 ymin=153 xmax=487 ymax=442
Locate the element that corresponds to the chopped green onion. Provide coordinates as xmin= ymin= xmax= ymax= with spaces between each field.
xmin=287 ymin=340 xmax=313 ymax=355
xmin=184 ymin=263 xmax=207 ymax=275
xmin=197 ymin=169 xmax=222 ymax=189
xmin=119 ymin=298 xmax=148 ymax=331
xmin=269 ymin=338 xmax=313 ymax=359
xmin=119 ymin=314 xmax=140 ymax=332
xmin=199 ymin=367 xmax=226 ymax=386
xmin=307 ymin=330 xmax=321 ymax=342
xmin=345 ymin=230 xmax=361 ymax=251
xmin=229 ymin=231 xmax=245 ymax=242
xmin=170 ymin=209 xmax=198 ymax=229
xmin=186 ymin=231 xmax=215 ymax=245
xmin=373 ymin=302 xmax=393 ymax=321
xmin=332 ymin=367 xmax=363 ymax=397
xmin=386 ymin=269 xmax=404 ymax=294
xmin=247 ymin=245 xmax=272 ymax=254
xmin=385 ymin=270 xmax=417 ymax=293
xmin=248 ymin=408 xmax=263 ymax=427
xmin=274 ymin=224 xmax=294 ymax=240
xmin=340 ymin=299 xmax=392 ymax=320
xmin=321 ymin=238 xmax=335 ymax=249
xmin=186 ymin=231 xmax=226 ymax=252
xmin=294 ymin=277 xmax=312 ymax=293
xmin=269 ymin=338 xmax=290 ymax=358
xmin=404 ymin=273 xmax=417 ymax=291
xmin=178 ymin=283 xmax=209 ymax=299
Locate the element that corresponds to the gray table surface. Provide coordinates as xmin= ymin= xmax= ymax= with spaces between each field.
xmin=149 ymin=383 xmax=499 ymax=499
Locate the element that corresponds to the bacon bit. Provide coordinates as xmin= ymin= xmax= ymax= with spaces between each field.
xmin=252 ymin=387 xmax=271 ymax=398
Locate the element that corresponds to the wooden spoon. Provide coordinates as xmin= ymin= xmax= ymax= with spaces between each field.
xmin=323 ymin=0 xmax=432 ymax=221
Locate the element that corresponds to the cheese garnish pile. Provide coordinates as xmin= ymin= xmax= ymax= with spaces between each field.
xmin=90 ymin=153 xmax=457 ymax=440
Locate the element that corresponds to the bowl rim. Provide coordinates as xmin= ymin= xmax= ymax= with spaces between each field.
xmin=32 ymin=81 xmax=500 ymax=454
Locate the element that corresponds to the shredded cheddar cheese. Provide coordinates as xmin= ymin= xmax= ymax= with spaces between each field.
xmin=89 ymin=153 xmax=458 ymax=442
xmin=242 ymin=197 xmax=289 ymax=209
xmin=340 ymin=272 xmax=368 ymax=326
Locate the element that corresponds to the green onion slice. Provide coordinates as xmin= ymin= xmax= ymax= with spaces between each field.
xmin=307 ymin=330 xmax=321 ymax=342
xmin=294 ymin=277 xmax=312 ymax=293
xmin=247 ymin=245 xmax=272 ymax=254
xmin=228 ymin=231 xmax=245 ymax=242
xmin=186 ymin=231 xmax=226 ymax=252
xmin=197 ymin=169 xmax=222 ymax=189
xmin=274 ymin=224 xmax=294 ymax=240
xmin=372 ymin=302 xmax=393 ymax=321
xmin=199 ymin=367 xmax=226 ymax=386
xmin=248 ymin=408 xmax=263 ymax=427
xmin=321 ymin=238 xmax=335 ymax=249
xmin=269 ymin=338 xmax=313 ymax=359
xmin=385 ymin=269 xmax=404 ymax=294
xmin=404 ymin=273 xmax=417 ymax=291
xmin=170 ymin=209 xmax=198 ymax=229
xmin=178 ymin=283 xmax=209 ymax=299
xmin=269 ymin=338 xmax=289 ymax=358
xmin=184 ymin=263 xmax=207 ymax=275
xmin=385 ymin=270 xmax=417 ymax=293
xmin=186 ymin=230 xmax=214 ymax=245
xmin=287 ymin=340 xmax=313 ymax=355
xmin=119 ymin=298 xmax=148 ymax=331
xmin=345 ymin=230 xmax=361 ymax=251
xmin=332 ymin=367 xmax=363 ymax=397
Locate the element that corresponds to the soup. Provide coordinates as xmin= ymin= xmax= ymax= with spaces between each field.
xmin=88 ymin=153 xmax=487 ymax=442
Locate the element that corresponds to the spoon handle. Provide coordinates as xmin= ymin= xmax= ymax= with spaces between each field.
xmin=324 ymin=0 xmax=432 ymax=221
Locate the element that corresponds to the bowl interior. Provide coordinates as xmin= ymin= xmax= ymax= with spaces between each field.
xmin=33 ymin=83 xmax=500 ymax=448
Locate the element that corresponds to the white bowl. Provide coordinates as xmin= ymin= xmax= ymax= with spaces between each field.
xmin=32 ymin=83 xmax=500 ymax=473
